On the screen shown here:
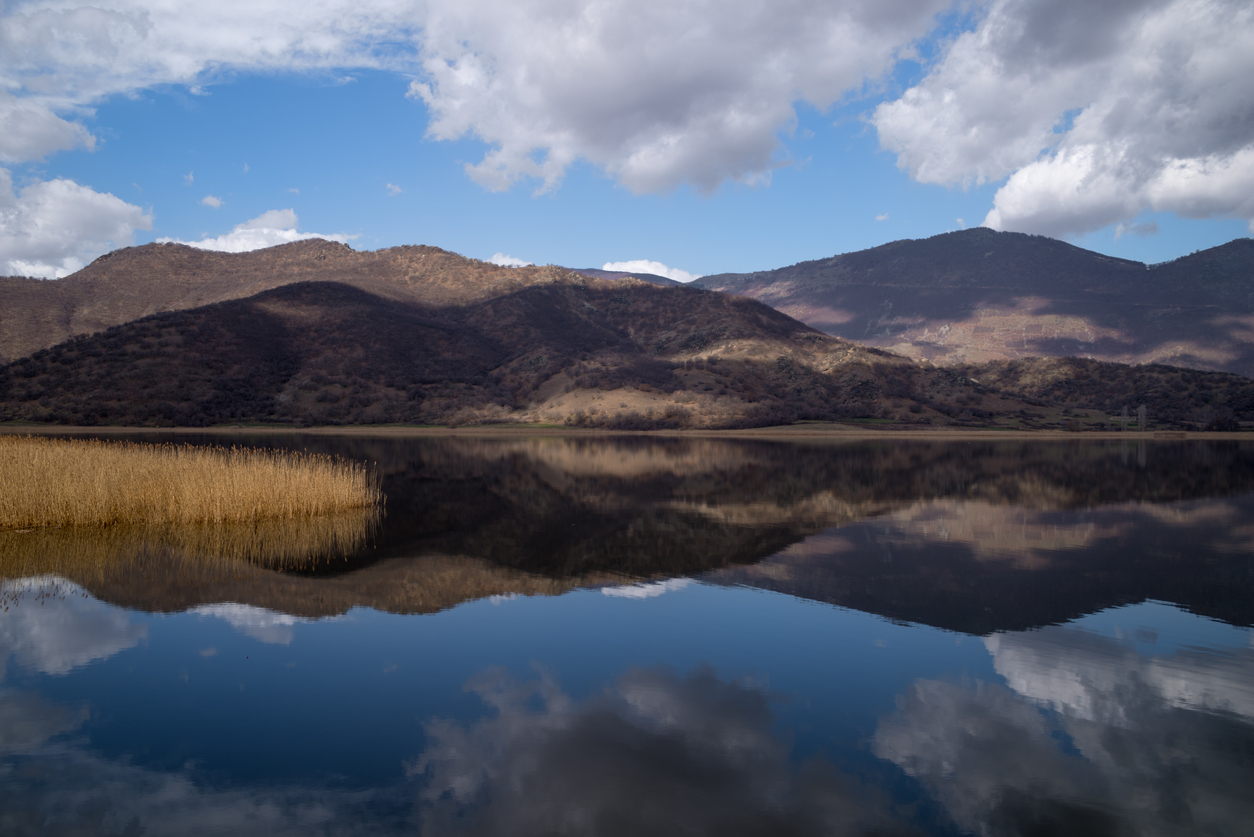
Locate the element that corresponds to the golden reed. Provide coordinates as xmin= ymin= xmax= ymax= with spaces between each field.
xmin=0 ymin=435 xmax=381 ymax=530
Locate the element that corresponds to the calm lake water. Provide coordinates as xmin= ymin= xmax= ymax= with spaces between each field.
xmin=2 ymin=434 xmax=1253 ymax=836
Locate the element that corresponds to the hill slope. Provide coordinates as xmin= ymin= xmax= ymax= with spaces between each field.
xmin=2 ymin=277 xmax=1038 ymax=428
xmin=693 ymin=229 xmax=1254 ymax=376
xmin=0 ymin=239 xmax=606 ymax=364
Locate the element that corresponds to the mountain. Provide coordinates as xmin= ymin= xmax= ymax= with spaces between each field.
xmin=568 ymin=268 xmax=682 ymax=286
xmin=1 ymin=270 xmax=1034 ymax=428
xmin=3 ymin=238 xmax=1252 ymax=430
xmin=692 ymin=229 xmax=1254 ymax=377
xmin=0 ymin=239 xmax=600 ymax=364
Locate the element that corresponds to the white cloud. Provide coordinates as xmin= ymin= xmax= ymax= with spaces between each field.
xmin=200 ymin=194 xmax=222 ymax=208
xmin=0 ymin=168 xmax=153 ymax=278
xmin=874 ymin=0 xmax=1254 ymax=237
xmin=0 ymin=1 xmax=426 ymax=166
xmin=157 ymin=208 xmax=355 ymax=253
xmin=385 ymin=182 xmax=402 ymax=195
xmin=0 ymin=91 xmax=94 ymax=163
xmin=602 ymin=259 xmax=702 ymax=283
xmin=287 ymin=187 xmax=299 ymax=194
xmin=875 ymin=212 xmax=889 ymax=221
xmin=184 ymin=171 xmax=194 ymax=185
xmin=1 ymin=0 xmax=951 ymax=194
xmin=488 ymin=252 xmax=531 ymax=267
xmin=412 ymin=0 xmax=951 ymax=195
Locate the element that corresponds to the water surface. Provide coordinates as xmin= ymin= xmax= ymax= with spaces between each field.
xmin=2 ymin=435 xmax=1252 ymax=835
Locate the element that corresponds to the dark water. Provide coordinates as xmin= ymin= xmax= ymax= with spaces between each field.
xmin=2 ymin=435 xmax=1253 ymax=836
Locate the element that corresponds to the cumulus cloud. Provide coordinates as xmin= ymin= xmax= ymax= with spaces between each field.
xmin=0 ymin=91 xmax=94 ymax=163
xmin=200 ymin=194 xmax=222 ymax=208
xmin=157 ymin=208 xmax=355 ymax=253
xmin=385 ymin=182 xmax=402 ymax=196
xmin=0 ymin=1 xmax=424 ymax=164
xmin=488 ymin=252 xmax=531 ymax=267
xmin=874 ymin=0 xmax=1254 ymax=236
xmin=602 ymin=259 xmax=702 ymax=283
xmin=0 ymin=578 xmax=147 ymax=675
xmin=0 ymin=168 xmax=152 ymax=278
xmin=411 ymin=665 xmax=910 ymax=835
xmin=413 ymin=0 xmax=951 ymax=194
xmin=1 ymin=1 xmax=956 ymax=195
xmin=875 ymin=212 xmax=889 ymax=221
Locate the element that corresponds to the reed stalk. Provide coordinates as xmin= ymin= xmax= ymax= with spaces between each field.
xmin=0 ymin=435 xmax=381 ymax=530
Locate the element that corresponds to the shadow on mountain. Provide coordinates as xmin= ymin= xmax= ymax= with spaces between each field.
xmin=695 ymin=229 xmax=1254 ymax=376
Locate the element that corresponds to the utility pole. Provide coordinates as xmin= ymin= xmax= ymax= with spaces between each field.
xmin=1137 ymin=405 xmax=1147 ymax=432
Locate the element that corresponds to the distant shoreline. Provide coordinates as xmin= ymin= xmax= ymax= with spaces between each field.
xmin=3 ymin=422 xmax=1251 ymax=442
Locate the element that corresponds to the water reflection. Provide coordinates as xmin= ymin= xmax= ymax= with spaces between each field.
xmin=874 ymin=624 xmax=1254 ymax=837
xmin=0 ymin=577 xmax=146 ymax=675
xmin=5 ymin=436 xmax=1251 ymax=634
xmin=709 ymin=493 xmax=1254 ymax=633
xmin=0 ymin=508 xmax=380 ymax=584
xmin=411 ymin=666 xmax=916 ymax=837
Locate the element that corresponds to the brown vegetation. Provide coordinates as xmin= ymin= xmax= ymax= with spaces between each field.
xmin=0 ymin=238 xmax=601 ymax=363
xmin=959 ymin=356 xmax=1254 ymax=429
xmin=0 ymin=277 xmax=1029 ymax=429
xmin=6 ymin=433 xmax=1252 ymax=632
xmin=695 ymin=228 xmax=1254 ymax=376
xmin=3 ymin=236 xmax=1252 ymax=431
xmin=0 ymin=435 xmax=380 ymax=530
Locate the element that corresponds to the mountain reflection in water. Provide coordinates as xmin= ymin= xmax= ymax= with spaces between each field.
xmin=13 ymin=434 xmax=1253 ymax=632
xmin=0 ymin=434 xmax=1252 ymax=837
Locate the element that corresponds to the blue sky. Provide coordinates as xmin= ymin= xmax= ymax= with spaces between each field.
xmin=2 ymin=0 xmax=1251 ymax=280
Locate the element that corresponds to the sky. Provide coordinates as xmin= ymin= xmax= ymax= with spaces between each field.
xmin=1 ymin=0 xmax=1251 ymax=281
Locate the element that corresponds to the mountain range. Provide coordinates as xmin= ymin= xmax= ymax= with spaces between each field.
xmin=694 ymin=228 xmax=1254 ymax=377
xmin=1 ymin=233 xmax=1252 ymax=429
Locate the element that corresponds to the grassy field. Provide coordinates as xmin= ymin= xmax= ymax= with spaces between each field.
xmin=0 ymin=435 xmax=380 ymax=530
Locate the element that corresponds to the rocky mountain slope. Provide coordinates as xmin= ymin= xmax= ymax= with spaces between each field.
xmin=1 ymin=271 xmax=1034 ymax=428
xmin=0 ymin=239 xmax=616 ymax=364
xmin=693 ymin=229 xmax=1254 ymax=376
xmin=3 ymin=238 xmax=1252 ymax=430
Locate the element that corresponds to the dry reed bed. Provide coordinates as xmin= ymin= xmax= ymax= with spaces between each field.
xmin=0 ymin=435 xmax=381 ymax=530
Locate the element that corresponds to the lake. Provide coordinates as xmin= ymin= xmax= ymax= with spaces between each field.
xmin=2 ymin=433 xmax=1252 ymax=836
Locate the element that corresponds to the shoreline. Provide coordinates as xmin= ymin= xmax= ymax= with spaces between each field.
xmin=3 ymin=422 xmax=1251 ymax=442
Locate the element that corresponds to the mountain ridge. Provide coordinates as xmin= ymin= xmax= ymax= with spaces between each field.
xmin=693 ymin=229 xmax=1254 ymax=376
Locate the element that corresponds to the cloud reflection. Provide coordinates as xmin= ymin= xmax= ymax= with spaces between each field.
xmin=600 ymin=578 xmax=692 ymax=599
xmin=874 ymin=624 xmax=1254 ymax=836
xmin=411 ymin=665 xmax=915 ymax=836
xmin=0 ymin=577 xmax=146 ymax=676
xmin=190 ymin=603 xmax=318 ymax=646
